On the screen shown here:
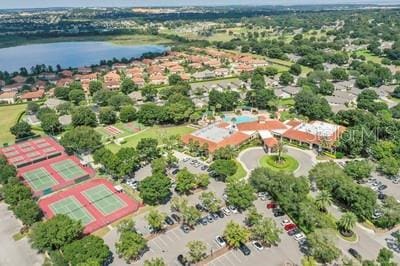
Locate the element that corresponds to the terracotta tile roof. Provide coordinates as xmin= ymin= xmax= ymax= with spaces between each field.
xmin=21 ymin=89 xmax=45 ymax=100
xmin=285 ymin=119 xmax=302 ymax=127
xmin=0 ymin=91 xmax=17 ymax=99
xmin=237 ymin=120 xmax=288 ymax=132
xmin=263 ymin=137 xmax=278 ymax=148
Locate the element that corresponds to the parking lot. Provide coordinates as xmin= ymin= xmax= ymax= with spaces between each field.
xmin=0 ymin=203 xmax=44 ymax=266
xmin=364 ymin=172 xmax=400 ymax=201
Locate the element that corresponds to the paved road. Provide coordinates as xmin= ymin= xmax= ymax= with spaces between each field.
xmin=238 ymin=146 xmax=317 ymax=177
xmin=0 ymin=203 xmax=44 ymax=266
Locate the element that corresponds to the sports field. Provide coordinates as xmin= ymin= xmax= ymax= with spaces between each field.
xmin=51 ymin=159 xmax=87 ymax=180
xmin=23 ymin=167 xmax=58 ymax=191
xmin=50 ymin=196 xmax=94 ymax=225
xmin=83 ymin=184 xmax=126 ymax=215
xmin=39 ymin=179 xmax=140 ymax=234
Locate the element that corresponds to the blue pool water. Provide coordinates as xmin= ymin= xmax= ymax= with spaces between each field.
xmin=223 ymin=115 xmax=257 ymax=124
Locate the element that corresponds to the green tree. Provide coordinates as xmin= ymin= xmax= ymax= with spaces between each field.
xmin=377 ymin=248 xmax=396 ymax=266
xmin=226 ymin=181 xmax=256 ymax=210
xmin=337 ymin=212 xmax=357 ymax=234
xmin=14 ymin=199 xmax=42 ymax=226
xmin=168 ymin=74 xmax=183 ymax=85
xmin=119 ymin=105 xmax=137 ymax=123
xmin=245 ymin=206 xmax=263 ymax=226
xmin=1 ymin=178 xmax=32 ymax=207
xmin=142 ymin=85 xmax=158 ymax=101
xmin=186 ymin=240 xmax=207 ymax=263
xmin=378 ymin=157 xmax=400 ymax=176
xmin=308 ymin=229 xmax=341 ymax=263
xmin=55 ymin=87 xmax=70 ymax=100
xmin=137 ymin=138 xmax=160 ymax=163
xmin=71 ymin=106 xmax=97 ymax=127
xmin=318 ymin=80 xmax=335 ymax=95
xmin=139 ymin=174 xmax=171 ymax=205
xmin=146 ymin=209 xmax=166 ymax=232
xmin=199 ymin=191 xmax=221 ymax=213
xmin=0 ymin=163 xmax=17 ymax=184
xmin=62 ymin=235 xmax=111 ymax=265
xmin=10 ymin=121 xmax=33 ymax=139
xmin=213 ymin=146 xmax=237 ymax=160
xmin=294 ymin=89 xmax=332 ymax=120
xmin=144 ymin=258 xmax=166 ymax=266
xmin=301 ymin=256 xmax=318 ymax=266
xmin=289 ymin=63 xmax=302 ymax=76
xmin=209 ymin=160 xmax=237 ymax=182
xmin=250 ymin=217 xmax=282 ymax=246
xmin=99 ymin=107 xmax=117 ymax=125
xmin=60 ymin=126 xmax=102 ymax=153
xmin=89 ymin=80 xmax=103 ymax=96
xmin=120 ymin=78 xmax=138 ymax=95
xmin=175 ymin=168 xmax=197 ymax=194
xmin=115 ymin=230 xmax=147 ymax=263
xmin=27 ymin=102 xmax=39 ymax=113
xmin=331 ymin=67 xmax=349 ymax=81
xmin=108 ymin=94 xmax=133 ymax=111
xmin=223 ymin=221 xmax=250 ymax=248
xmin=30 ymin=214 xmax=83 ymax=252
xmin=315 ymin=190 xmax=333 ymax=212
xmin=279 ymin=71 xmax=294 ymax=85
xmin=181 ymin=205 xmax=201 ymax=227
xmin=344 ymin=160 xmax=373 ymax=181
xmin=40 ymin=113 xmax=63 ymax=135
xmin=68 ymin=89 xmax=85 ymax=105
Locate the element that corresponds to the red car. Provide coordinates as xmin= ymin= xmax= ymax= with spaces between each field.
xmin=284 ymin=223 xmax=297 ymax=231
xmin=267 ymin=202 xmax=277 ymax=209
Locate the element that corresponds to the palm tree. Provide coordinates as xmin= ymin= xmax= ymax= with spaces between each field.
xmin=337 ymin=212 xmax=357 ymax=235
xmin=315 ymin=190 xmax=333 ymax=212
xmin=276 ymin=140 xmax=286 ymax=163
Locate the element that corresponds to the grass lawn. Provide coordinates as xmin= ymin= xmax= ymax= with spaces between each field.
xmin=278 ymin=98 xmax=295 ymax=108
xmin=355 ymin=50 xmax=382 ymax=64
xmin=226 ymin=160 xmax=247 ymax=183
xmin=106 ymin=125 xmax=195 ymax=153
xmin=0 ymin=104 xmax=27 ymax=145
xmin=259 ymin=154 xmax=299 ymax=173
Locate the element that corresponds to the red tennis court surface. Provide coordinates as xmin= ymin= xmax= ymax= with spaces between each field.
xmin=39 ymin=179 xmax=141 ymax=234
xmin=18 ymin=154 xmax=95 ymax=197
xmin=104 ymin=125 xmax=122 ymax=136
xmin=0 ymin=137 xmax=64 ymax=168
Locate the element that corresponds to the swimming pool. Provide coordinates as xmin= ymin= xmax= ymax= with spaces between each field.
xmin=223 ymin=115 xmax=257 ymax=124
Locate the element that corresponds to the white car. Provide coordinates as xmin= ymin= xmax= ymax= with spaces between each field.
xmin=215 ymin=236 xmax=226 ymax=247
xmin=294 ymin=233 xmax=306 ymax=241
xmin=222 ymin=207 xmax=231 ymax=216
xmin=252 ymin=241 xmax=264 ymax=251
xmin=281 ymin=219 xmax=292 ymax=226
xmin=222 ymin=193 xmax=228 ymax=201
xmin=228 ymin=205 xmax=238 ymax=213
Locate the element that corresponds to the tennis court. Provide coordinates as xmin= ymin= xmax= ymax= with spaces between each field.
xmin=83 ymin=184 xmax=127 ymax=215
xmin=51 ymin=159 xmax=88 ymax=180
xmin=49 ymin=196 xmax=94 ymax=225
xmin=23 ymin=168 xmax=58 ymax=191
xmin=39 ymin=179 xmax=141 ymax=234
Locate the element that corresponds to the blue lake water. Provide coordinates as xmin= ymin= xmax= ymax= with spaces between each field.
xmin=0 ymin=42 xmax=167 ymax=72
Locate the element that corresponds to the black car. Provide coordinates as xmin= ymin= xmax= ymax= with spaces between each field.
xmin=378 ymin=193 xmax=387 ymax=200
xmin=165 ymin=216 xmax=175 ymax=225
xmin=195 ymin=203 xmax=205 ymax=211
xmin=239 ymin=243 xmax=251 ymax=256
xmin=171 ymin=213 xmax=181 ymax=223
xmin=273 ymin=209 xmax=285 ymax=217
xmin=348 ymin=248 xmax=362 ymax=261
xmin=177 ymin=254 xmax=191 ymax=266
xmin=216 ymin=210 xmax=225 ymax=218
xmin=200 ymin=217 xmax=208 ymax=225
xmin=171 ymin=169 xmax=180 ymax=175
xmin=378 ymin=184 xmax=388 ymax=191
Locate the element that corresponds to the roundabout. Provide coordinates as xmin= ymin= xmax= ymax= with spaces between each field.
xmin=259 ymin=154 xmax=299 ymax=173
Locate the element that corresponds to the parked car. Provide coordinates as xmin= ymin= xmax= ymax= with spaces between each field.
xmin=171 ymin=169 xmax=179 ymax=175
xmin=222 ymin=207 xmax=231 ymax=216
xmin=252 ymin=241 xmax=264 ymax=251
xmin=181 ymin=224 xmax=191 ymax=233
xmin=171 ymin=213 xmax=181 ymax=223
xmin=215 ymin=235 xmax=226 ymax=247
xmin=294 ymin=233 xmax=306 ymax=241
xmin=228 ymin=205 xmax=238 ymax=213
xmin=239 ymin=243 xmax=251 ymax=256
xmin=195 ymin=203 xmax=205 ymax=211
xmin=288 ymin=228 xmax=300 ymax=236
xmin=284 ymin=223 xmax=297 ymax=231
xmin=216 ymin=210 xmax=225 ymax=218
xmin=273 ymin=209 xmax=285 ymax=217
xmin=165 ymin=216 xmax=174 ymax=225
xmin=378 ymin=193 xmax=387 ymax=200
xmin=378 ymin=184 xmax=388 ymax=191
xmin=177 ymin=254 xmax=190 ymax=266
xmin=207 ymin=215 xmax=214 ymax=223
xmin=348 ymin=248 xmax=362 ymax=261
xmin=200 ymin=217 xmax=208 ymax=225
xmin=281 ymin=219 xmax=292 ymax=226
xmin=201 ymin=165 xmax=208 ymax=171
xmin=212 ymin=213 xmax=219 ymax=220
xmin=267 ymin=202 xmax=277 ymax=209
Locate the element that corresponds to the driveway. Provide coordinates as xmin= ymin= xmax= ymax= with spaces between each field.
xmin=238 ymin=146 xmax=317 ymax=177
xmin=0 ymin=203 xmax=44 ymax=266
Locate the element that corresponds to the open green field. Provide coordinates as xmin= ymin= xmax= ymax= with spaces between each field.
xmin=0 ymin=34 xmax=172 ymax=49
xmin=0 ymin=104 xmax=26 ymax=145
xmin=355 ymin=50 xmax=383 ymax=64
xmin=106 ymin=125 xmax=195 ymax=153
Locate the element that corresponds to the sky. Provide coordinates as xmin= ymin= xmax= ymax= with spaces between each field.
xmin=0 ymin=0 xmax=399 ymax=9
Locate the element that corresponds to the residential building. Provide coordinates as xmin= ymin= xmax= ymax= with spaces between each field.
xmin=20 ymin=89 xmax=45 ymax=102
xmin=0 ymin=91 xmax=17 ymax=104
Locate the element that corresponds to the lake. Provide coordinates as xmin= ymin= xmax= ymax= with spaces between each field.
xmin=0 ymin=42 xmax=168 ymax=72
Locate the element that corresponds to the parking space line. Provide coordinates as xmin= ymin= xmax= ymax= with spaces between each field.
xmin=170 ymin=230 xmax=180 ymax=240
xmin=150 ymin=240 xmax=163 ymax=250
xmin=157 ymin=237 xmax=168 ymax=248
xmin=231 ymin=251 xmax=242 ymax=263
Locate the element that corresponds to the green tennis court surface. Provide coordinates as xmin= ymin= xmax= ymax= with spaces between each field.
xmin=83 ymin=185 xmax=126 ymax=215
xmin=50 ymin=196 xmax=94 ymax=225
xmin=23 ymin=168 xmax=58 ymax=191
xmin=51 ymin=159 xmax=87 ymax=180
